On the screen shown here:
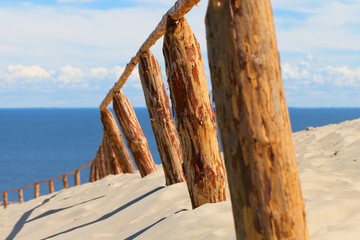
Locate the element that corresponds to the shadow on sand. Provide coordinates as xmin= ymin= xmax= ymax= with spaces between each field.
xmin=40 ymin=186 xmax=165 ymax=240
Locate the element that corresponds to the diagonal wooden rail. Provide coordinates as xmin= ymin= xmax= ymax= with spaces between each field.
xmin=99 ymin=0 xmax=200 ymax=111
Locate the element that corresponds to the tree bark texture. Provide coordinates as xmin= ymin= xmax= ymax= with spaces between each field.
xmin=113 ymin=91 xmax=156 ymax=177
xmin=90 ymin=133 xmax=123 ymax=182
xmin=101 ymin=108 xmax=136 ymax=174
xmin=138 ymin=50 xmax=185 ymax=185
xmin=49 ymin=180 xmax=54 ymax=193
xmin=205 ymin=1 xmax=309 ymax=239
xmin=163 ymin=17 xmax=226 ymax=208
xmin=102 ymin=132 xmax=123 ymax=175
xmin=89 ymin=162 xmax=95 ymax=182
xmin=18 ymin=189 xmax=24 ymax=203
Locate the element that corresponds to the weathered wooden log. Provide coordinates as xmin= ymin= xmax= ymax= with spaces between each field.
xmin=62 ymin=175 xmax=69 ymax=189
xmin=138 ymin=50 xmax=185 ymax=185
xmin=101 ymin=109 xmax=136 ymax=173
xmin=163 ymin=17 xmax=226 ymax=208
xmin=18 ymin=189 xmax=24 ymax=203
xmin=3 ymin=192 xmax=8 ymax=209
xmin=102 ymin=132 xmax=123 ymax=175
xmin=74 ymin=169 xmax=81 ymax=186
xmin=34 ymin=183 xmax=40 ymax=198
xmin=99 ymin=0 xmax=200 ymax=111
xmin=97 ymin=143 xmax=106 ymax=179
xmin=48 ymin=180 xmax=54 ymax=194
xmin=205 ymin=1 xmax=309 ymax=239
xmin=89 ymin=158 xmax=96 ymax=182
xmin=113 ymin=91 xmax=156 ymax=177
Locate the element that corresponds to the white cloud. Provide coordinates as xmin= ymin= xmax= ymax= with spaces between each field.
xmin=57 ymin=65 xmax=83 ymax=85
xmin=275 ymin=1 xmax=360 ymax=53
xmin=318 ymin=66 xmax=360 ymax=86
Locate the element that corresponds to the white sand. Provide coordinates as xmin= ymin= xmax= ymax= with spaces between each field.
xmin=1 ymin=119 xmax=360 ymax=239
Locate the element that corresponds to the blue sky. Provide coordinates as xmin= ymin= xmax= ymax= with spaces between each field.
xmin=0 ymin=0 xmax=360 ymax=108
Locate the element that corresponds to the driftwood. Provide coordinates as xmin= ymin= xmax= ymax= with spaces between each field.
xmin=100 ymin=0 xmax=201 ymax=111
xmin=101 ymin=109 xmax=136 ymax=173
xmin=205 ymin=0 xmax=309 ymax=239
xmin=163 ymin=17 xmax=226 ymax=208
xmin=113 ymin=91 xmax=156 ymax=177
xmin=138 ymin=50 xmax=185 ymax=185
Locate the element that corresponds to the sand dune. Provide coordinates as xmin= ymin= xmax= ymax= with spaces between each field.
xmin=1 ymin=118 xmax=360 ymax=239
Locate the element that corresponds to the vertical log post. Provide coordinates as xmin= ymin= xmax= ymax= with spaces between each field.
xmin=34 ymin=183 xmax=40 ymax=198
xmin=18 ymin=189 xmax=24 ymax=203
xmin=62 ymin=175 xmax=69 ymax=189
xmin=48 ymin=180 xmax=54 ymax=193
xmin=74 ymin=169 xmax=81 ymax=186
xmin=113 ymin=91 xmax=156 ymax=177
xmin=205 ymin=1 xmax=309 ymax=239
xmin=3 ymin=192 xmax=8 ymax=209
xmin=89 ymin=160 xmax=96 ymax=182
xmin=163 ymin=17 xmax=226 ymax=208
xmin=101 ymin=109 xmax=136 ymax=173
xmin=103 ymin=133 xmax=123 ymax=175
xmin=139 ymin=50 xmax=185 ymax=185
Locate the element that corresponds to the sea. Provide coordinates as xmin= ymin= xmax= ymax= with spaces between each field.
xmin=1 ymin=107 xmax=360 ymax=202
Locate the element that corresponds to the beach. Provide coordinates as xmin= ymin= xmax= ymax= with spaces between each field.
xmin=1 ymin=118 xmax=360 ymax=239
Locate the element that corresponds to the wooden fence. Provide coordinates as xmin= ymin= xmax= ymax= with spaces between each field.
xmin=2 ymin=0 xmax=310 ymax=238
xmin=1 ymin=159 xmax=93 ymax=209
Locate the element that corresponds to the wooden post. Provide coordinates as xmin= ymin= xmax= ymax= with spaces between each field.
xmin=205 ymin=1 xmax=309 ymax=239
xmin=74 ymin=169 xmax=80 ymax=186
xmin=163 ymin=17 xmax=226 ymax=208
xmin=3 ymin=192 xmax=8 ymax=209
xmin=18 ymin=189 xmax=24 ymax=203
xmin=138 ymin=50 xmax=185 ymax=185
xmin=103 ymin=133 xmax=123 ymax=175
xmin=62 ymin=175 xmax=69 ymax=189
xmin=89 ymin=160 xmax=96 ymax=182
xmin=113 ymin=91 xmax=157 ymax=177
xmin=34 ymin=183 xmax=40 ymax=198
xmin=48 ymin=180 xmax=54 ymax=193
xmin=101 ymin=109 xmax=136 ymax=173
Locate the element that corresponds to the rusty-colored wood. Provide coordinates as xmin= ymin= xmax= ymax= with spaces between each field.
xmin=74 ymin=169 xmax=80 ymax=186
xmin=89 ymin=160 xmax=96 ymax=182
xmin=99 ymin=0 xmax=201 ymax=111
xmin=139 ymin=50 xmax=185 ymax=185
xmin=18 ymin=189 xmax=24 ymax=203
xmin=101 ymin=109 xmax=136 ymax=173
xmin=62 ymin=175 xmax=69 ymax=189
xmin=3 ymin=192 xmax=8 ymax=209
xmin=163 ymin=17 xmax=226 ymax=208
xmin=205 ymin=0 xmax=309 ymax=239
xmin=34 ymin=183 xmax=40 ymax=198
xmin=113 ymin=91 xmax=156 ymax=177
xmin=102 ymin=133 xmax=123 ymax=175
xmin=48 ymin=180 xmax=54 ymax=193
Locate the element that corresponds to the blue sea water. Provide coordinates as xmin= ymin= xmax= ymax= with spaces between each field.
xmin=1 ymin=107 xmax=360 ymax=202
